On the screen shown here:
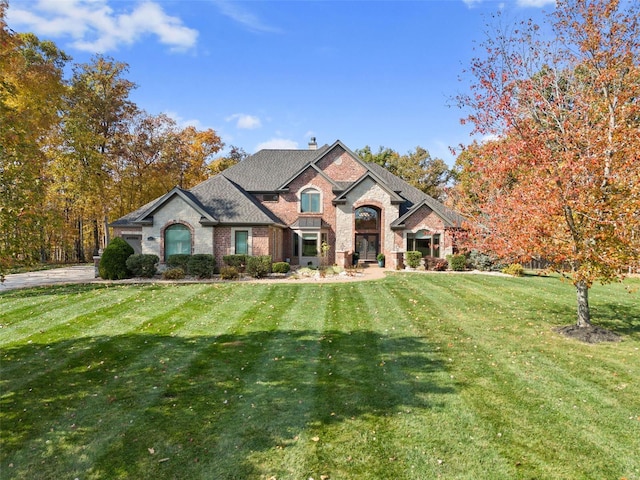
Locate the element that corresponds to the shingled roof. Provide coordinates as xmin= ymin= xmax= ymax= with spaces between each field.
xmin=111 ymin=140 xmax=464 ymax=229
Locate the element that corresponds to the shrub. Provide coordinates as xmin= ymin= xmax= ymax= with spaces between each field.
xmin=502 ymin=263 xmax=524 ymax=277
xmin=469 ymin=250 xmax=498 ymax=272
xmin=425 ymin=256 xmax=448 ymax=271
xmin=125 ymin=254 xmax=159 ymax=278
xmin=166 ymin=254 xmax=190 ymax=271
xmin=272 ymin=262 xmax=290 ymax=274
xmin=162 ymin=267 xmax=185 ymax=280
xmin=223 ymin=254 xmax=247 ymax=268
xmin=187 ymin=254 xmax=216 ymax=279
xmin=246 ymin=255 xmax=271 ymax=278
xmin=99 ymin=237 xmax=134 ymax=280
xmin=405 ymin=251 xmax=422 ymax=269
xmin=447 ymin=254 xmax=468 ymax=271
xmin=219 ymin=266 xmax=239 ymax=280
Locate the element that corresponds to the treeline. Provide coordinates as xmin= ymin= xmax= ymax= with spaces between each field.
xmin=1 ymin=2 xmax=226 ymax=272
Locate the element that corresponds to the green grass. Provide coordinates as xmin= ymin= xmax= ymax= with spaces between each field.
xmin=1 ymin=274 xmax=639 ymax=480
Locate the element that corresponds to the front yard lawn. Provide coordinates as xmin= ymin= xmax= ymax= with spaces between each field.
xmin=1 ymin=274 xmax=639 ymax=479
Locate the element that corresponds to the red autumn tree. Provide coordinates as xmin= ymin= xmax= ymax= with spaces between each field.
xmin=455 ymin=0 xmax=640 ymax=331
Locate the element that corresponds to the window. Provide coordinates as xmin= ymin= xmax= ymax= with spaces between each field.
xmin=235 ymin=230 xmax=249 ymax=255
xmin=355 ymin=207 xmax=379 ymax=230
xmin=300 ymin=188 xmax=321 ymax=213
xmin=165 ymin=224 xmax=191 ymax=257
xmin=302 ymin=233 xmax=318 ymax=256
xmin=407 ymin=231 xmax=441 ymax=258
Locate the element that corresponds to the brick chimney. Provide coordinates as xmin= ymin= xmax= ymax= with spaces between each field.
xmin=308 ymin=137 xmax=317 ymax=150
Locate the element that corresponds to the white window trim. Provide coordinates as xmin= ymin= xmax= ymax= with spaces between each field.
xmin=231 ymin=227 xmax=252 ymax=255
xmin=299 ymin=185 xmax=323 ymax=214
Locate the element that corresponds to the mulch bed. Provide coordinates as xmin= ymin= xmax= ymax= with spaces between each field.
xmin=555 ymin=324 xmax=622 ymax=344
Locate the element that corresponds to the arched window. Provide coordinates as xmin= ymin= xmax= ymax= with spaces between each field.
xmin=164 ymin=224 xmax=191 ymax=257
xmin=300 ymin=188 xmax=321 ymax=213
xmin=355 ymin=206 xmax=379 ymax=230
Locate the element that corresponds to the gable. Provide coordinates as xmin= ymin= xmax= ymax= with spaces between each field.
xmin=315 ymin=145 xmax=367 ymax=183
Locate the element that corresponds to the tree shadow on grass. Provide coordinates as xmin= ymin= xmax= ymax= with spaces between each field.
xmin=1 ymin=330 xmax=453 ymax=479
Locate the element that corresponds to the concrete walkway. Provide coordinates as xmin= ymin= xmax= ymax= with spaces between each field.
xmin=1 ymin=265 xmax=97 ymax=291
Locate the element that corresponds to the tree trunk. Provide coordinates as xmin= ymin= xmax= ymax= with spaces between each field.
xmin=576 ymin=280 xmax=591 ymax=328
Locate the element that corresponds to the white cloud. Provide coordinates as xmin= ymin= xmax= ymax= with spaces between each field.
xmin=255 ymin=138 xmax=299 ymax=151
xmin=6 ymin=0 xmax=198 ymax=53
xmin=211 ymin=0 xmax=281 ymax=34
xmin=225 ymin=113 xmax=262 ymax=130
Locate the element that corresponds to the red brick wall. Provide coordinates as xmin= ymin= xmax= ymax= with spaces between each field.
xmin=317 ymin=148 xmax=367 ymax=182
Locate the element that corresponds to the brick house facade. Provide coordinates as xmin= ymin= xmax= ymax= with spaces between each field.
xmin=111 ymin=140 xmax=464 ymax=269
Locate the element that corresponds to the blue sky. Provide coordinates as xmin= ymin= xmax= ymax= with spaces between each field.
xmin=7 ymin=0 xmax=554 ymax=164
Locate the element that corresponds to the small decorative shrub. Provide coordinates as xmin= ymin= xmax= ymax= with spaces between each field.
xmin=468 ymin=250 xmax=495 ymax=271
xmin=162 ymin=267 xmax=185 ymax=280
xmin=425 ymin=256 xmax=448 ymax=271
xmin=447 ymin=254 xmax=468 ymax=271
xmin=502 ymin=263 xmax=524 ymax=277
xmin=99 ymin=237 xmax=134 ymax=280
xmin=405 ymin=251 xmax=422 ymax=269
xmin=219 ymin=265 xmax=239 ymax=280
xmin=272 ymin=262 xmax=291 ymax=274
xmin=187 ymin=254 xmax=216 ymax=279
xmin=166 ymin=254 xmax=190 ymax=271
xmin=246 ymin=255 xmax=271 ymax=278
xmin=125 ymin=254 xmax=159 ymax=278
xmin=223 ymin=254 xmax=247 ymax=268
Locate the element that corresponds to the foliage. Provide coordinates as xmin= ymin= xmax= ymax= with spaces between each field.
xmin=245 ymin=255 xmax=271 ymax=278
xmin=357 ymin=145 xmax=453 ymax=200
xmin=454 ymin=0 xmax=640 ymax=327
xmin=207 ymin=145 xmax=247 ymax=176
xmin=447 ymin=254 xmax=468 ymax=271
xmin=98 ymin=237 xmax=134 ymax=280
xmin=271 ymin=262 xmax=291 ymax=274
xmin=1 ymin=276 xmax=638 ymax=479
xmin=223 ymin=254 xmax=247 ymax=268
xmin=424 ymin=256 xmax=448 ymax=271
xmin=405 ymin=251 xmax=422 ymax=269
xmin=187 ymin=254 xmax=216 ymax=279
xmin=162 ymin=267 xmax=185 ymax=280
xmin=376 ymin=252 xmax=385 ymax=262
xmin=468 ymin=249 xmax=503 ymax=272
xmin=0 ymin=5 xmax=69 ymax=276
xmin=219 ymin=265 xmax=240 ymax=280
xmin=166 ymin=254 xmax=191 ymax=271
xmin=502 ymin=263 xmax=525 ymax=277
xmin=125 ymin=254 xmax=159 ymax=278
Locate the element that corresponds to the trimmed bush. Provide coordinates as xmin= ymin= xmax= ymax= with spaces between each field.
xmin=166 ymin=254 xmax=190 ymax=271
xmin=187 ymin=254 xmax=216 ymax=279
xmin=502 ymin=263 xmax=525 ymax=277
xmin=246 ymin=255 xmax=271 ymax=278
xmin=126 ymin=254 xmax=159 ymax=278
xmin=272 ymin=262 xmax=290 ymax=274
xmin=99 ymin=237 xmax=134 ymax=280
xmin=447 ymin=254 xmax=468 ymax=271
xmin=162 ymin=267 xmax=185 ymax=280
xmin=223 ymin=254 xmax=247 ymax=268
xmin=219 ymin=266 xmax=239 ymax=280
xmin=405 ymin=251 xmax=422 ymax=269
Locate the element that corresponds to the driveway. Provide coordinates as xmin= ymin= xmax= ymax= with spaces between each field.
xmin=1 ymin=265 xmax=97 ymax=291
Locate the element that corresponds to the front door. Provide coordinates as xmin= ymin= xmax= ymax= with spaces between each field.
xmin=355 ymin=234 xmax=378 ymax=262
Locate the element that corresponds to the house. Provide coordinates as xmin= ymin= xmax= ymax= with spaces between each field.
xmin=110 ymin=139 xmax=465 ymax=269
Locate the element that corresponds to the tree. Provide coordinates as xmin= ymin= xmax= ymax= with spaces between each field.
xmin=0 ymin=1 xmax=69 ymax=276
xmin=357 ymin=145 xmax=453 ymax=200
xmin=455 ymin=0 xmax=640 ymax=333
xmin=55 ymin=55 xmax=138 ymax=259
xmin=207 ymin=145 xmax=247 ymax=176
